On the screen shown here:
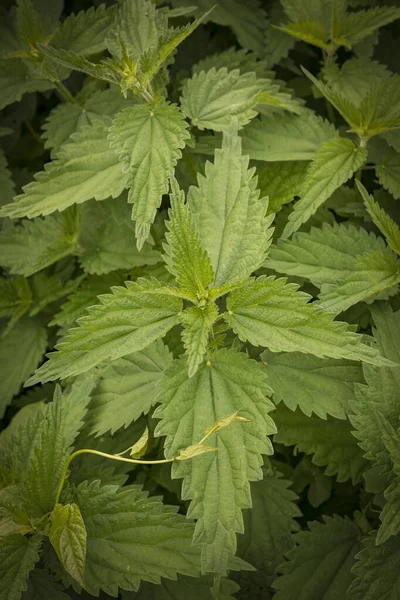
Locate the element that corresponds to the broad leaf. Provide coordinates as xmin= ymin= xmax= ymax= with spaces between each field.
xmin=357 ymin=181 xmax=400 ymax=256
xmin=188 ymin=123 xmax=273 ymax=287
xmin=0 ymin=535 xmax=42 ymax=600
xmin=154 ymin=349 xmax=276 ymax=575
xmin=258 ymin=161 xmax=308 ymax=214
xmin=76 ymin=480 xmax=201 ymax=596
xmin=376 ymin=147 xmax=400 ymax=200
xmin=282 ymin=137 xmax=367 ymax=238
xmin=226 ymin=276 xmax=391 ymax=366
xmin=49 ymin=503 xmax=87 ymax=587
xmin=109 ymin=101 xmax=190 ymax=249
xmin=273 ymin=516 xmax=362 ymax=600
xmin=27 ymin=278 xmax=183 ymax=384
xmin=180 ymin=304 xmax=218 ymax=377
xmin=262 ymin=349 xmax=363 ymax=419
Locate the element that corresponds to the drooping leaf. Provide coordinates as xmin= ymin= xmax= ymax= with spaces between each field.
xmin=226 ymin=276 xmax=391 ymax=366
xmin=109 ymin=101 xmax=190 ymax=249
xmin=273 ymin=515 xmax=362 ymax=599
xmin=76 ymin=480 xmax=201 ymax=596
xmin=27 ymin=278 xmax=183 ymax=384
xmin=262 ymin=348 xmax=363 ymax=419
xmin=0 ymin=535 xmax=42 ymax=600
xmin=154 ymin=349 xmax=276 ymax=575
xmin=282 ymin=137 xmax=368 ymax=238
xmin=49 ymin=503 xmax=87 ymax=587
xmin=87 ymin=340 xmax=173 ymax=436
xmin=188 ymin=123 xmax=273 ymax=287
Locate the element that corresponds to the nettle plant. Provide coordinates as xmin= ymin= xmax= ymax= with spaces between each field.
xmin=2 ymin=0 xmax=400 ymax=598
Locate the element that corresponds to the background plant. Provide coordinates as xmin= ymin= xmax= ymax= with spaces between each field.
xmin=1 ymin=0 xmax=400 ymax=598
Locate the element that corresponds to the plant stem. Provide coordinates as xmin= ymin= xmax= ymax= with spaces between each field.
xmin=55 ymin=448 xmax=174 ymax=505
xmin=55 ymin=81 xmax=77 ymax=104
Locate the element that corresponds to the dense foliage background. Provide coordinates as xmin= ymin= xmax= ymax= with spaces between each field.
xmin=1 ymin=0 xmax=400 ymax=598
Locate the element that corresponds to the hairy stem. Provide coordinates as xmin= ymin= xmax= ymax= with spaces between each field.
xmin=55 ymin=81 xmax=77 ymax=104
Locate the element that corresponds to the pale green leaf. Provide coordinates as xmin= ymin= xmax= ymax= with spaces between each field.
xmin=226 ymin=276 xmax=391 ymax=366
xmin=376 ymin=147 xmax=400 ymax=200
xmin=109 ymin=101 xmax=189 ymax=249
xmin=188 ymin=124 xmax=273 ymax=287
xmin=333 ymin=6 xmax=400 ymax=47
xmin=76 ymin=480 xmax=201 ymax=596
xmin=357 ymin=181 xmax=400 ymax=256
xmin=192 ymin=47 xmax=269 ymax=78
xmin=0 ymin=207 xmax=81 ymax=277
xmin=317 ymin=250 xmax=400 ymax=314
xmin=87 ymin=340 xmax=173 ymax=436
xmin=180 ymin=68 xmax=267 ymax=132
xmin=154 ymin=349 xmax=276 ymax=575
xmin=0 ymin=119 xmax=126 ymax=219
xmin=0 ymin=535 xmax=42 ymax=600
xmin=180 ymin=304 xmax=218 ymax=377
xmin=275 ymin=20 xmax=330 ymax=50
xmin=240 ymin=112 xmax=336 ymax=162
xmin=27 ymin=278 xmax=183 ymax=384
xmin=348 ymin=532 xmax=400 ymax=600
xmin=0 ymin=317 xmax=47 ymax=417
xmin=279 ymin=0 xmax=334 ymax=29
xmin=49 ymin=503 xmax=87 ymax=587
xmin=262 ymin=349 xmax=363 ymax=419
xmin=267 ymin=222 xmax=391 ymax=286
xmin=273 ymin=404 xmax=367 ymax=484
xmin=273 ymin=516 xmax=362 ymax=600
xmin=282 ymin=137 xmax=368 ymax=238
xmin=163 ymin=177 xmax=214 ymax=297
xmin=108 ymin=0 xmax=158 ymax=58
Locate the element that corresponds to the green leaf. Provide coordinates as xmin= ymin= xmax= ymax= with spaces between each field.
xmin=127 ymin=575 xmax=239 ymax=600
xmin=262 ymin=349 xmax=363 ymax=419
xmin=317 ymin=250 xmax=400 ymax=314
xmin=377 ymin=479 xmax=400 ymax=545
xmin=49 ymin=503 xmax=87 ymax=587
xmin=180 ymin=304 xmax=219 ymax=377
xmin=163 ymin=177 xmax=214 ymax=298
xmin=333 ymin=6 xmax=400 ymax=48
xmin=226 ymin=276 xmax=391 ymax=366
xmin=0 ymin=317 xmax=47 ymax=417
xmin=273 ymin=516 xmax=362 ymax=600
xmin=192 ymin=47 xmax=269 ymax=78
xmin=0 ymin=59 xmax=53 ymax=111
xmin=51 ymin=4 xmax=118 ymax=56
xmin=76 ymin=480 xmax=201 ymax=596
xmin=273 ymin=404 xmax=367 ymax=484
xmin=357 ymin=181 xmax=400 ymax=256
xmin=0 ymin=119 xmax=126 ymax=219
xmin=0 ymin=276 xmax=32 ymax=332
xmin=108 ymin=0 xmax=158 ymax=59
xmin=258 ymin=161 xmax=308 ymax=214
xmin=180 ymin=68 xmax=267 ymax=132
xmin=22 ymin=569 xmax=70 ymax=600
xmin=0 ymin=148 xmax=15 ymax=209
xmin=16 ymin=0 xmax=44 ymax=50
xmin=237 ymin=472 xmax=300 ymax=589
xmin=267 ymin=222 xmax=393 ymax=286
xmin=27 ymin=278 xmax=183 ymax=384
xmin=87 ymin=340 xmax=173 ymax=436
xmin=18 ymin=380 xmax=93 ymax=517
xmin=350 ymin=304 xmax=400 ymax=475
xmin=275 ymin=20 xmax=330 ymax=51
xmin=348 ymin=532 xmax=400 ymax=600
xmin=109 ymin=101 xmax=189 ymax=249
xmin=240 ymin=112 xmax=336 ymax=161
xmin=154 ymin=349 xmax=276 ymax=575
xmin=282 ymin=137 xmax=367 ymax=238
xmin=188 ymin=123 xmax=273 ymax=287
xmin=0 ymin=207 xmax=81 ymax=277
xmin=0 ymin=535 xmax=42 ymax=600
xmin=376 ymin=147 xmax=400 ymax=200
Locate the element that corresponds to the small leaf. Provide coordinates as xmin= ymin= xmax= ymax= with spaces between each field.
xmin=176 ymin=444 xmax=218 ymax=461
xmin=130 ymin=427 xmax=150 ymax=458
xmin=49 ymin=503 xmax=87 ymax=587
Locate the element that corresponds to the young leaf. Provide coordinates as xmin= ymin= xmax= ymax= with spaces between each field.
xmin=357 ymin=180 xmax=400 ymax=255
xmin=154 ymin=349 xmax=276 ymax=575
xmin=180 ymin=304 xmax=219 ymax=377
xmin=226 ymin=276 xmax=391 ymax=366
xmin=273 ymin=404 xmax=367 ymax=484
xmin=108 ymin=0 xmax=158 ymax=59
xmin=109 ymin=101 xmax=190 ymax=249
xmin=49 ymin=503 xmax=87 ymax=587
xmin=163 ymin=177 xmax=214 ymax=298
xmin=262 ymin=349 xmax=363 ymax=420
xmin=240 ymin=112 xmax=336 ymax=161
xmin=0 ymin=120 xmax=126 ymax=219
xmin=272 ymin=516 xmax=362 ymax=599
xmin=0 ymin=534 xmax=42 ymax=600
xmin=87 ymin=340 xmax=173 ymax=436
xmin=282 ymin=137 xmax=367 ymax=238
xmin=76 ymin=480 xmax=201 ymax=596
xmin=180 ymin=68 xmax=267 ymax=132
xmin=348 ymin=532 xmax=400 ymax=600
xmin=27 ymin=278 xmax=183 ymax=384
xmin=188 ymin=123 xmax=273 ymax=287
